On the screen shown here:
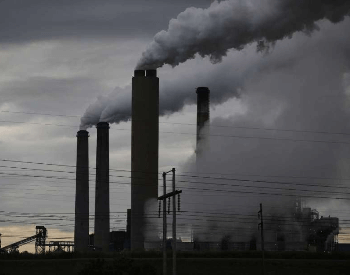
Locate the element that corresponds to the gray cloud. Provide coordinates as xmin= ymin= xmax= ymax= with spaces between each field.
xmin=0 ymin=0 xmax=213 ymax=45
xmin=0 ymin=76 xmax=107 ymax=115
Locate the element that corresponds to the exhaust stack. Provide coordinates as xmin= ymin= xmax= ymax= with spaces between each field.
xmin=196 ymin=87 xmax=210 ymax=155
xmin=94 ymin=122 xmax=110 ymax=252
xmin=131 ymin=69 xmax=159 ymax=250
xmin=74 ymin=130 xmax=89 ymax=252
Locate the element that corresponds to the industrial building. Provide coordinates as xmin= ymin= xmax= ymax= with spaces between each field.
xmin=89 ymin=208 xmax=131 ymax=251
xmin=190 ymin=201 xmax=339 ymax=253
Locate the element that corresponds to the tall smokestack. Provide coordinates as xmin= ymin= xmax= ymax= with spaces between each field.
xmin=196 ymin=87 xmax=210 ymax=155
xmin=131 ymin=69 xmax=159 ymax=250
xmin=74 ymin=130 xmax=89 ymax=252
xmin=94 ymin=122 xmax=110 ymax=252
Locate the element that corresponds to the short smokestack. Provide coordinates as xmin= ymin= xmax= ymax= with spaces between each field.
xmin=131 ymin=69 xmax=159 ymax=250
xmin=74 ymin=130 xmax=89 ymax=252
xmin=94 ymin=122 xmax=110 ymax=252
xmin=196 ymin=87 xmax=210 ymax=154
xmin=126 ymin=209 xmax=131 ymax=240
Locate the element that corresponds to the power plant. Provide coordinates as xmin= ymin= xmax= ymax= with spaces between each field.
xmin=69 ymin=72 xmax=348 ymax=255
xmin=68 ymin=75 xmax=341 ymax=254
xmin=131 ymin=69 xmax=159 ymax=250
xmin=0 ymin=71 xmax=343 ymax=255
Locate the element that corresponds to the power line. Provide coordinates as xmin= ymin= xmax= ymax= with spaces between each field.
xmin=0 ymin=159 xmax=143 ymax=175
xmin=0 ymin=110 xmax=82 ymax=118
xmin=1 ymin=167 xmax=350 ymax=203
xmin=2 ymin=120 xmax=350 ymax=145
xmin=176 ymin=176 xmax=350 ymax=191
xmin=178 ymin=170 xmax=350 ymax=183
xmin=0 ymin=120 xmax=77 ymax=128
xmin=2 ymin=159 xmax=350 ymax=190
xmin=2 ymin=158 xmax=350 ymax=192
xmin=3 ymin=110 xmax=350 ymax=137
xmin=1 ymin=167 xmax=349 ymax=200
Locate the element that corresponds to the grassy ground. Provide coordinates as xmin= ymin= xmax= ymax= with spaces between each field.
xmin=1 ymin=258 xmax=350 ymax=275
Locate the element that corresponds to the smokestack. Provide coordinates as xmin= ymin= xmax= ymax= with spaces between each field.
xmin=126 ymin=209 xmax=131 ymax=240
xmin=131 ymin=69 xmax=159 ymax=250
xmin=196 ymin=87 xmax=210 ymax=155
xmin=74 ymin=130 xmax=89 ymax=252
xmin=94 ymin=122 xmax=110 ymax=252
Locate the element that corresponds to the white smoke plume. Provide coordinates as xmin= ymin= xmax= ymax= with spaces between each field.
xmin=136 ymin=0 xmax=350 ymax=69
xmin=80 ymin=0 xmax=350 ymax=129
xmin=174 ymin=18 xmax=350 ymax=245
xmin=80 ymin=86 xmax=132 ymax=130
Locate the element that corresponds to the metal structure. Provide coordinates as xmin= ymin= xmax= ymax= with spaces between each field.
xmin=131 ymin=69 xmax=159 ymax=250
xmin=159 ymin=169 xmax=182 ymax=275
xmin=0 ymin=226 xmax=47 ymax=254
xmin=74 ymin=130 xmax=90 ymax=252
xmin=0 ymin=227 xmax=77 ymax=254
xmin=1 ymin=234 xmax=37 ymax=253
xmin=47 ymin=241 xmax=74 ymax=253
xmin=196 ymin=87 xmax=210 ymax=155
xmin=35 ymin=226 xmax=47 ymax=254
xmin=94 ymin=122 xmax=110 ymax=252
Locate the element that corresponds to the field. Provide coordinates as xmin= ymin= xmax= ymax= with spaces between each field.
xmin=1 ymin=255 xmax=350 ymax=275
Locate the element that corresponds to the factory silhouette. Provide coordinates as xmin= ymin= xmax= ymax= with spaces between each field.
xmin=0 ymin=70 xmax=342 ymax=255
xmin=73 ymin=69 xmax=340 ymax=254
xmin=0 ymin=69 xmax=342 ymax=255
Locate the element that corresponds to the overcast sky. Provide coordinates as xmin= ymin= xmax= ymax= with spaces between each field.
xmin=1 ymin=0 xmax=350 ymax=251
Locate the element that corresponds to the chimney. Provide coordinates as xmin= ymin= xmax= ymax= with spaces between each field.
xmin=94 ymin=122 xmax=110 ymax=252
xmin=74 ymin=130 xmax=89 ymax=252
xmin=131 ymin=69 xmax=159 ymax=250
xmin=126 ymin=208 xmax=131 ymax=240
xmin=196 ymin=87 xmax=210 ymax=155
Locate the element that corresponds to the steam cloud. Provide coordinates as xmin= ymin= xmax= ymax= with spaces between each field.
xmin=175 ymin=19 xmax=350 ymax=243
xmin=81 ymin=0 xmax=350 ymax=129
xmin=136 ymin=0 xmax=350 ymax=69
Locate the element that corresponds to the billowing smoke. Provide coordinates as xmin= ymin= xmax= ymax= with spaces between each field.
xmin=173 ymin=19 xmax=350 ymax=245
xmin=136 ymin=0 xmax=350 ymax=69
xmin=80 ymin=0 xmax=350 ymax=129
xmin=79 ymin=66 xmax=242 ymax=129
xmin=80 ymin=86 xmax=132 ymax=130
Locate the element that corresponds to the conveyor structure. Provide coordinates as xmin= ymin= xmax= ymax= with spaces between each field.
xmin=0 ymin=226 xmax=47 ymax=254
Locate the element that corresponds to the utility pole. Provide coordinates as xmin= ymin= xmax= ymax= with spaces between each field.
xmin=258 ymin=203 xmax=266 ymax=275
xmin=162 ymin=172 xmax=167 ymax=275
xmin=159 ymin=169 xmax=182 ymax=275
xmin=172 ymin=168 xmax=177 ymax=275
